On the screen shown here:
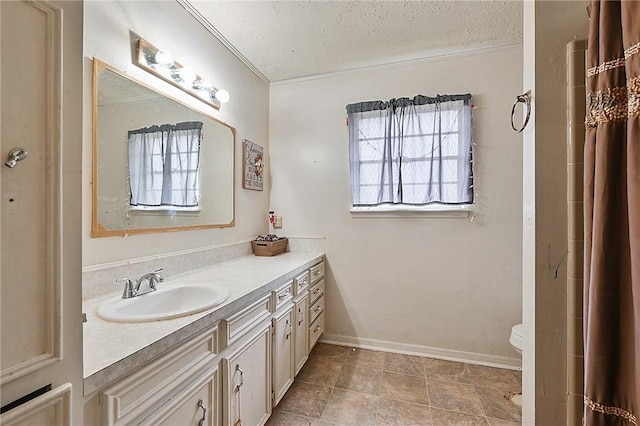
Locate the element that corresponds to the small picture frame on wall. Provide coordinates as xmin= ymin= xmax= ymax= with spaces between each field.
xmin=242 ymin=139 xmax=264 ymax=191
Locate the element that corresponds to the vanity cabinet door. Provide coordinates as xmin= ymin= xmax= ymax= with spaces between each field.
xmin=142 ymin=369 xmax=218 ymax=426
xmin=294 ymin=293 xmax=309 ymax=375
xmin=222 ymin=323 xmax=271 ymax=426
xmin=272 ymin=304 xmax=294 ymax=405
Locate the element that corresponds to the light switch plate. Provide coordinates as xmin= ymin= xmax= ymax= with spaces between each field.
xmin=274 ymin=215 xmax=283 ymax=228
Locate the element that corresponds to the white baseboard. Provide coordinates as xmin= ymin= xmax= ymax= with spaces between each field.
xmin=320 ymin=334 xmax=522 ymax=371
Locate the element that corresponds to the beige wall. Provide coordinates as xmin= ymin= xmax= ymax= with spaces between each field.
xmin=82 ymin=1 xmax=270 ymax=266
xmin=528 ymin=1 xmax=589 ymax=424
xmin=270 ymin=47 xmax=523 ymax=361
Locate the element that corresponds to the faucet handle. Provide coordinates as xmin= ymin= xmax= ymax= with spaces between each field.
xmin=116 ymin=278 xmax=136 ymax=299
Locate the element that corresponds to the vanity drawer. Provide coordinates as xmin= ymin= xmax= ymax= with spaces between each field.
xmin=222 ymin=294 xmax=271 ymax=347
xmin=100 ymin=326 xmax=218 ymax=426
xmin=293 ymin=271 xmax=310 ymax=296
xmin=309 ymin=295 xmax=324 ymax=324
xmin=309 ymin=262 xmax=325 ymax=284
xmin=309 ymin=278 xmax=325 ymax=304
xmin=309 ymin=312 xmax=324 ymax=351
xmin=272 ymin=280 xmax=294 ymax=312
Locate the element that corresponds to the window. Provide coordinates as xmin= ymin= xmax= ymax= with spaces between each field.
xmin=346 ymin=94 xmax=473 ymax=211
xmin=128 ymin=121 xmax=203 ymax=210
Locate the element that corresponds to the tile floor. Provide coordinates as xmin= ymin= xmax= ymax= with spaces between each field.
xmin=266 ymin=343 xmax=522 ymax=426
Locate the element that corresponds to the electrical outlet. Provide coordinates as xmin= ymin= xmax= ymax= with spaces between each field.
xmin=274 ymin=215 xmax=283 ymax=228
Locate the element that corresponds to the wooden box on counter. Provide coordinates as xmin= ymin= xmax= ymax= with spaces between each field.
xmin=251 ymin=238 xmax=288 ymax=256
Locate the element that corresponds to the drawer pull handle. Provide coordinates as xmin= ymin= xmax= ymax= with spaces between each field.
xmin=197 ymin=399 xmax=207 ymax=426
xmin=285 ymin=319 xmax=292 ymax=339
xmin=314 ymin=325 xmax=321 ymax=332
xmin=298 ymin=308 xmax=304 ymax=325
xmin=313 ymin=288 xmax=321 ymax=295
xmin=278 ymin=291 xmax=290 ymax=300
xmin=314 ymin=305 xmax=321 ymax=312
xmin=235 ymin=365 xmax=244 ymax=390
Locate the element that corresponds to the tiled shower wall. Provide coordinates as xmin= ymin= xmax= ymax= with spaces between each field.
xmin=566 ymin=39 xmax=586 ymax=426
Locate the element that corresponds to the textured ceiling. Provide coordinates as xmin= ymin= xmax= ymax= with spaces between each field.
xmin=185 ymin=0 xmax=523 ymax=82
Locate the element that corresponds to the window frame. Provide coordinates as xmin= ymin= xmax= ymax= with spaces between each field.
xmin=347 ymin=95 xmax=474 ymax=216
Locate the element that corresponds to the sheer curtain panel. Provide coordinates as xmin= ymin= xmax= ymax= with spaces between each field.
xmin=128 ymin=121 xmax=203 ymax=208
xmin=346 ymin=94 xmax=473 ymax=208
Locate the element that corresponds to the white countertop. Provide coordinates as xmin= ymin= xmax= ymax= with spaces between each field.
xmin=83 ymin=251 xmax=324 ymax=396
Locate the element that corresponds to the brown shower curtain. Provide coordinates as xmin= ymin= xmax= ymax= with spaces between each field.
xmin=584 ymin=0 xmax=640 ymax=425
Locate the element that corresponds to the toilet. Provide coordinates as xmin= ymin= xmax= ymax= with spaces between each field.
xmin=509 ymin=323 xmax=524 ymax=407
xmin=510 ymin=323 xmax=523 ymax=354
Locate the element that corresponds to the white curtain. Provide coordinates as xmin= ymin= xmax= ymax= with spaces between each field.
xmin=128 ymin=121 xmax=203 ymax=207
xmin=347 ymin=95 xmax=473 ymax=206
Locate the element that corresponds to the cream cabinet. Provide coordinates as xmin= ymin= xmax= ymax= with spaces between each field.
xmin=221 ymin=324 xmax=271 ymax=426
xmin=308 ymin=262 xmax=326 ymax=351
xmin=97 ymin=326 xmax=219 ymax=426
xmin=84 ymin=257 xmax=327 ymax=426
xmin=293 ymin=292 xmax=309 ymax=375
xmin=272 ymin=304 xmax=294 ymax=405
xmin=141 ymin=370 xmax=217 ymax=426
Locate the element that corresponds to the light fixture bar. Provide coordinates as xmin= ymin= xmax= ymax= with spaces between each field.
xmin=134 ymin=38 xmax=229 ymax=110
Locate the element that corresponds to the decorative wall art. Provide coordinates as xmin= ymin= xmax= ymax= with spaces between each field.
xmin=242 ymin=139 xmax=264 ymax=191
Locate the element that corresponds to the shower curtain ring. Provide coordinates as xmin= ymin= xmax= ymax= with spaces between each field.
xmin=511 ymin=90 xmax=531 ymax=133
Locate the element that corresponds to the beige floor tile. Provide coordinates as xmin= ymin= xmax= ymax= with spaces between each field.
xmin=380 ymin=371 xmax=429 ymax=405
xmin=266 ymin=409 xmax=336 ymax=426
xmin=486 ymin=417 xmax=521 ymax=426
xmin=343 ymin=347 xmax=386 ymax=370
xmin=310 ymin=343 xmax=350 ymax=362
xmin=335 ymin=364 xmax=383 ymax=395
xmin=376 ymin=397 xmax=432 ymax=425
xmin=321 ymin=388 xmax=378 ymax=425
xmin=476 ymin=387 xmax=522 ymax=423
xmin=424 ymin=358 xmax=471 ymax=384
xmin=430 ymin=408 xmax=489 ymax=425
xmin=465 ymin=364 xmax=522 ymax=391
xmin=428 ymin=379 xmax=484 ymax=416
xmin=384 ymin=352 xmax=426 ymax=376
xmin=276 ymin=381 xmax=333 ymax=419
xmin=297 ymin=356 xmax=343 ymax=387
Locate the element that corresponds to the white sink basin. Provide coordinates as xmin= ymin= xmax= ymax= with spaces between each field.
xmin=96 ymin=283 xmax=231 ymax=323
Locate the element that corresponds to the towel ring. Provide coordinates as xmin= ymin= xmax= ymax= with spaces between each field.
xmin=511 ymin=90 xmax=531 ymax=133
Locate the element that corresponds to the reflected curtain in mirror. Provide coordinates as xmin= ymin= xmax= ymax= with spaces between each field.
xmin=129 ymin=121 xmax=203 ymax=208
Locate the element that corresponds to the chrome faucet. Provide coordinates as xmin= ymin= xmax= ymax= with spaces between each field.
xmin=116 ymin=268 xmax=164 ymax=299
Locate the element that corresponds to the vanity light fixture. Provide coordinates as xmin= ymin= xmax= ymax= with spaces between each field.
xmin=135 ymin=38 xmax=230 ymax=110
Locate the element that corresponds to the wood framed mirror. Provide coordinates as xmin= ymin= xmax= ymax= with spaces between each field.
xmin=92 ymin=59 xmax=235 ymax=237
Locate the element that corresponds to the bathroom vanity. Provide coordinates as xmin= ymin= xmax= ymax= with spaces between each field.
xmin=82 ymin=251 xmax=325 ymax=426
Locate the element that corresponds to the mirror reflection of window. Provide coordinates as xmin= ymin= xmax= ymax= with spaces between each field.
xmin=128 ymin=121 xmax=203 ymax=211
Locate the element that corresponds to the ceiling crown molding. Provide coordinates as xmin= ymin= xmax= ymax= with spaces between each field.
xmin=177 ymin=0 xmax=271 ymax=84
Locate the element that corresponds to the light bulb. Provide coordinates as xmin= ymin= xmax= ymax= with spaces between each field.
xmin=154 ymin=50 xmax=174 ymax=67
xmin=215 ymin=89 xmax=230 ymax=103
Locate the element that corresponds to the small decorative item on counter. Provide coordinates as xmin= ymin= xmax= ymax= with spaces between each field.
xmin=252 ymin=234 xmax=288 ymax=256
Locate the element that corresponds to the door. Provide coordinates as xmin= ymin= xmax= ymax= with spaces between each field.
xmin=294 ymin=293 xmax=309 ymax=375
xmin=272 ymin=305 xmax=294 ymax=405
xmin=222 ymin=324 xmax=271 ymax=426
xmin=0 ymin=1 xmax=83 ymax=423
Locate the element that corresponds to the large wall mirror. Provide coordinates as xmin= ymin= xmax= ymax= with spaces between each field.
xmin=92 ymin=59 xmax=235 ymax=237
